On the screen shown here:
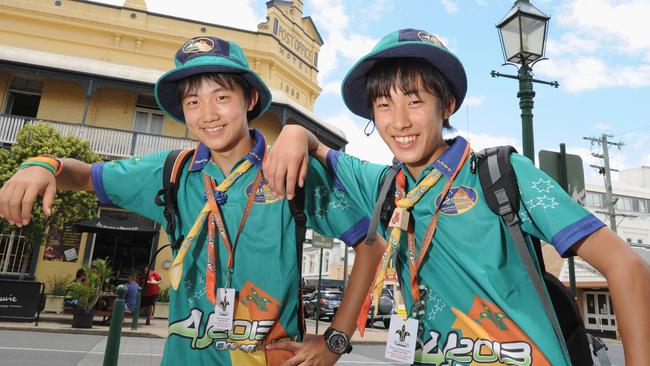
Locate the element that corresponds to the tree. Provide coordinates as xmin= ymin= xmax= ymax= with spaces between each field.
xmin=0 ymin=123 xmax=102 ymax=276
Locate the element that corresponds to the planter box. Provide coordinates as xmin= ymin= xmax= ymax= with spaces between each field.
xmin=43 ymin=295 xmax=65 ymax=314
xmin=72 ymin=308 xmax=95 ymax=328
xmin=155 ymin=301 xmax=169 ymax=319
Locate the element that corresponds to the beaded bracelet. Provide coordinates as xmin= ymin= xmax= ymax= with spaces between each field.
xmin=17 ymin=155 xmax=63 ymax=176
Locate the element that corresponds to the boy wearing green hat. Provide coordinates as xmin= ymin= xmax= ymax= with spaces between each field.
xmin=0 ymin=36 xmax=385 ymax=365
xmin=265 ymin=28 xmax=650 ymax=365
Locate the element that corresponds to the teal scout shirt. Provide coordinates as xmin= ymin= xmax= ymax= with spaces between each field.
xmin=91 ymin=129 xmax=369 ymax=366
xmin=326 ymin=136 xmax=604 ymax=366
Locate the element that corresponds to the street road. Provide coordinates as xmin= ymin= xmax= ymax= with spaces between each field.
xmin=0 ymin=330 xmax=625 ymax=365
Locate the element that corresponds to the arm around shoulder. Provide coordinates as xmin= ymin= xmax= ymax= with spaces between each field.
xmin=574 ymin=227 xmax=650 ymax=365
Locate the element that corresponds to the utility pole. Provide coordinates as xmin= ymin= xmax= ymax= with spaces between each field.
xmin=584 ymin=134 xmax=624 ymax=233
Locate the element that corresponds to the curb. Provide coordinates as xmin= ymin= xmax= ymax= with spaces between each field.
xmin=0 ymin=325 xmax=165 ymax=339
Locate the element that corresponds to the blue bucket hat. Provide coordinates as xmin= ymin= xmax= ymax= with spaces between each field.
xmin=341 ymin=28 xmax=467 ymax=120
xmin=155 ymin=36 xmax=271 ymax=123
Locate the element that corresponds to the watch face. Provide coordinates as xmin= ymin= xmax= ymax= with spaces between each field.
xmin=330 ymin=333 xmax=347 ymax=353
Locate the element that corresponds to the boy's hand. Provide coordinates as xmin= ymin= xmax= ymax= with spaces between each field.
xmin=0 ymin=166 xmax=57 ymax=227
xmin=266 ymin=333 xmax=341 ymax=366
xmin=263 ymin=124 xmax=310 ymax=200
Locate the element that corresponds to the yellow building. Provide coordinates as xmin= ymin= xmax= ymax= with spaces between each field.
xmin=0 ymin=0 xmax=347 ymax=289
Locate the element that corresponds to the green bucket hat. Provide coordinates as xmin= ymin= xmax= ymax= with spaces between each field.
xmin=155 ymin=36 xmax=271 ymax=124
xmin=341 ymin=28 xmax=467 ymax=120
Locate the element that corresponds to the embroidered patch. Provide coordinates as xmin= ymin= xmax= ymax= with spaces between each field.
xmin=435 ymin=186 xmax=477 ymax=215
xmin=183 ymin=37 xmax=214 ymax=53
xmin=246 ymin=180 xmax=279 ymax=204
xmin=417 ymin=31 xmax=444 ymax=47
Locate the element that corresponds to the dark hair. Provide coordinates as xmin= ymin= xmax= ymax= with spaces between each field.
xmin=365 ymin=58 xmax=455 ymax=129
xmin=176 ymin=72 xmax=254 ymax=110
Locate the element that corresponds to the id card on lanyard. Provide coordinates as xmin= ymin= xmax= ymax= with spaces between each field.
xmin=203 ymin=170 xmax=263 ymax=330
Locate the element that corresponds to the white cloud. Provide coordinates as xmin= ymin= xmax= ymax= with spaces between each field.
xmin=464 ymin=95 xmax=486 ymax=107
xmin=596 ymin=123 xmax=613 ymax=131
xmin=475 ymin=0 xmax=488 ymax=6
xmin=147 ymin=0 xmax=261 ymax=30
xmin=320 ymin=80 xmax=342 ymax=95
xmin=309 ymin=0 xmax=378 ymax=82
xmin=535 ymin=56 xmax=650 ymax=93
xmin=361 ymin=0 xmax=394 ymax=21
xmin=323 ymin=111 xmax=393 ymax=165
xmin=450 ymin=130 xmax=520 ymax=153
xmin=440 ymin=0 xmax=459 ymax=14
xmin=537 ymin=0 xmax=650 ymax=93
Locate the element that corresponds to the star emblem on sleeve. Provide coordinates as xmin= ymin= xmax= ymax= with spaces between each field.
xmin=536 ymin=195 xmax=559 ymax=209
xmin=531 ymin=178 xmax=554 ymax=193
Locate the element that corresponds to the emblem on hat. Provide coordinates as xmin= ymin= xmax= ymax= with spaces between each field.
xmin=183 ymin=37 xmax=215 ymax=54
xmin=417 ymin=31 xmax=444 ymax=47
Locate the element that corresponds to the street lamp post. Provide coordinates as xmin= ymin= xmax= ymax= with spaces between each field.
xmin=491 ymin=0 xmax=559 ymax=163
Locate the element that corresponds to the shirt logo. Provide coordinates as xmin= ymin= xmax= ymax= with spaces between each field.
xmin=183 ymin=37 xmax=214 ymax=53
xmin=245 ymin=180 xmax=280 ymax=204
xmin=435 ymin=186 xmax=477 ymax=215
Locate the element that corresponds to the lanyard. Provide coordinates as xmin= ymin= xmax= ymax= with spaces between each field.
xmin=404 ymin=143 xmax=471 ymax=305
xmin=168 ymin=159 xmax=254 ymax=292
xmin=203 ymin=171 xmax=262 ymax=303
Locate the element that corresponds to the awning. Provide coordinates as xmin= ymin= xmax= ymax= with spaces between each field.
xmin=73 ymin=214 xmax=159 ymax=235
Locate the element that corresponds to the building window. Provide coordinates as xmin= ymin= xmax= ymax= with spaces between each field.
xmin=586 ymin=192 xmax=604 ymax=208
xmin=308 ymin=254 xmax=315 ymax=274
xmin=273 ymin=18 xmax=279 ymax=35
xmin=302 ymin=255 xmax=307 ymax=275
xmin=314 ymin=51 xmax=318 ymax=67
xmin=133 ymin=108 xmax=163 ymax=135
xmin=323 ymin=250 xmax=330 ymax=274
xmin=3 ymin=77 xmax=42 ymax=118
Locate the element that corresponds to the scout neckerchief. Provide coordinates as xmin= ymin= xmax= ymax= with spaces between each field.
xmin=168 ymin=143 xmax=263 ymax=291
xmin=203 ymin=171 xmax=263 ymax=304
xmin=356 ymin=142 xmax=471 ymax=335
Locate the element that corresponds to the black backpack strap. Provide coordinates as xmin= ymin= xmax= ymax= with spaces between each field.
xmin=289 ymin=186 xmax=307 ymax=337
xmin=155 ymin=148 xmax=194 ymax=250
xmin=476 ymin=146 xmax=569 ymax=357
xmin=366 ymin=158 xmax=400 ymax=244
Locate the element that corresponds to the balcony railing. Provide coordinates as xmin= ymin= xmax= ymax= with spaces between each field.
xmin=0 ymin=114 xmax=197 ymax=158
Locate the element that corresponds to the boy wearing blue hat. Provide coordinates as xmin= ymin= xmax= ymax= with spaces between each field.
xmin=265 ymin=29 xmax=650 ymax=365
xmin=0 ymin=36 xmax=385 ymax=365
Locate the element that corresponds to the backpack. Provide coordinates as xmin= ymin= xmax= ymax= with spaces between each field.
xmin=366 ymin=146 xmax=609 ymax=366
xmin=154 ymin=148 xmax=309 ymax=336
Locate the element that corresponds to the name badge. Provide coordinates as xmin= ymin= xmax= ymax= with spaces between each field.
xmin=213 ymin=288 xmax=235 ymax=331
xmin=385 ymin=315 xmax=417 ymax=364
xmin=388 ymin=207 xmax=409 ymax=231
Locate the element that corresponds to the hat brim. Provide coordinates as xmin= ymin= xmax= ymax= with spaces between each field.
xmin=155 ymin=59 xmax=271 ymax=124
xmin=342 ymin=43 xmax=467 ymax=120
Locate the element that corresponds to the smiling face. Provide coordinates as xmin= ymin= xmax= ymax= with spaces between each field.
xmin=180 ymin=74 xmax=258 ymax=161
xmin=366 ymin=59 xmax=455 ymax=179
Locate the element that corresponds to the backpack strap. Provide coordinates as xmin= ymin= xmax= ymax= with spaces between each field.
xmin=155 ymin=148 xmax=194 ymax=250
xmin=476 ymin=146 xmax=569 ymax=357
xmin=288 ymin=186 xmax=307 ymax=337
xmin=366 ymin=159 xmax=400 ymax=244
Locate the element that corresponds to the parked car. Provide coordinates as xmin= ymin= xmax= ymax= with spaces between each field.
xmin=303 ymin=290 xmax=343 ymax=321
xmin=367 ymin=288 xmax=396 ymax=328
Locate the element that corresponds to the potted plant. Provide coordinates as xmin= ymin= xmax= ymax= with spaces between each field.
xmin=154 ymin=285 xmax=170 ymax=319
xmin=44 ymin=275 xmax=71 ymax=313
xmin=66 ymin=259 xmax=112 ymax=328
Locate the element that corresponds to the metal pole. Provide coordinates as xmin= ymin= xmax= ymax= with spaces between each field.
xmin=559 ymin=144 xmax=576 ymax=296
xmin=518 ymin=65 xmax=536 ymax=162
xmin=343 ymin=244 xmax=349 ymax=290
xmin=104 ymin=284 xmax=127 ymax=366
xmin=131 ymin=288 xmax=141 ymax=330
xmin=601 ymin=135 xmax=617 ymax=233
xmin=315 ymin=247 xmax=324 ymax=334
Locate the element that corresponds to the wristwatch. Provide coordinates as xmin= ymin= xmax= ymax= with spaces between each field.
xmin=323 ymin=326 xmax=353 ymax=355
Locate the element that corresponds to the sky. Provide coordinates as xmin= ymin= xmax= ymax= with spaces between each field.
xmin=97 ymin=0 xmax=650 ymax=183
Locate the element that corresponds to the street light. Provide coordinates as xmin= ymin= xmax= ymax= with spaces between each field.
xmin=491 ymin=0 xmax=559 ymax=163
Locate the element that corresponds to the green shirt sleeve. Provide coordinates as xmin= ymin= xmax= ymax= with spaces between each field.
xmin=91 ymin=150 xmax=170 ymax=225
xmin=512 ymin=153 xmax=605 ymax=256
xmin=302 ymin=156 xmax=379 ymax=247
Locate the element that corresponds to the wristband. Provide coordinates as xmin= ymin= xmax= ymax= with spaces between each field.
xmin=17 ymin=155 xmax=63 ymax=176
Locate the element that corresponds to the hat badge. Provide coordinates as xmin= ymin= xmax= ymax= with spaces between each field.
xmin=183 ymin=37 xmax=215 ymax=54
xmin=417 ymin=32 xmax=444 ymax=47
